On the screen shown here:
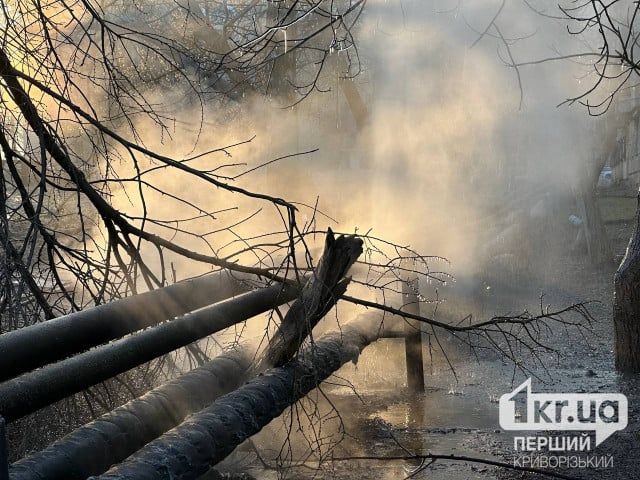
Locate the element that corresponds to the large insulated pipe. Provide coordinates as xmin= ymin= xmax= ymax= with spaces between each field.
xmin=91 ymin=314 xmax=392 ymax=480
xmin=9 ymin=350 xmax=252 ymax=480
xmin=0 ymin=283 xmax=297 ymax=422
xmin=0 ymin=271 xmax=250 ymax=382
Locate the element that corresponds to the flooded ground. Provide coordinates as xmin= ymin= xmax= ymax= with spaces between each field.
xmin=217 ymin=188 xmax=640 ymax=480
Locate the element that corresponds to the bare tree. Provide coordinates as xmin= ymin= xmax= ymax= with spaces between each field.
xmin=0 ymin=0 xmax=368 ymax=320
xmin=542 ymin=1 xmax=640 ymax=371
xmin=460 ymin=1 xmax=640 ymax=369
xmin=0 ymin=0 xmax=374 ymax=456
xmin=0 ymin=0 xmax=595 ymax=474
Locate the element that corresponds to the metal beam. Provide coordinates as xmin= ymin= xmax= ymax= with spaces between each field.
xmin=0 ymin=271 xmax=249 ymax=382
xmin=0 ymin=283 xmax=297 ymax=423
xmin=402 ymin=279 xmax=425 ymax=393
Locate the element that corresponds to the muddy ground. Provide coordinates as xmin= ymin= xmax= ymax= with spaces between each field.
xmin=215 ymin=184 xmax=640 ymax=480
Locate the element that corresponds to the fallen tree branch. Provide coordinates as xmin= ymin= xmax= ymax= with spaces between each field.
xmin=258 ymin=228 xmax=363 ymax=370
xmin=342 ymin=295 xmax=592 ymax=332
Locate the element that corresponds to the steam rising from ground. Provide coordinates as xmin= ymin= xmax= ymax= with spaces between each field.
xmin=106 ymin=0 xmax=598 ymax=359
xmin=111 ymin=1 xmax=595 ymax=289
xmin=94 ymin=0 xmax=607 ymax=468
xmin=96 ymin=0 xmax=599 ymax=351
xmin=360 ymin=1 xmax=596 ymax=280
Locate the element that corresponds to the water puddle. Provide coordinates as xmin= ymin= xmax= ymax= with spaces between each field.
xmin=375 ymin=392 xmax=498 ymax=430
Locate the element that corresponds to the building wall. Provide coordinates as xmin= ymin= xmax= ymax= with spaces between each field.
xmin=611 ymin=95 xmax=640 ymax=186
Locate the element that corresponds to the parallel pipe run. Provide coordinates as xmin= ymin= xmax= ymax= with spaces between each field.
xmin=9 ymin=351 xmax=251 ymax=480
xmin=0 ymin=271 xmax=249 ymax=382
xmin=91 ymin=315 xmax=387 ymax=480
xmin=0 ymin=283 xmax=298 ymax=423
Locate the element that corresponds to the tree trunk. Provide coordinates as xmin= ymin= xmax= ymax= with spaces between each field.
xmin=337 ymin=57 xmax=368 ymax=131
xmin=614 ymin=190 xmax=640 ymax=371
xmin=576 ymin=188 xmax=612 ymax=265
xmin=267 ymin=0 xmax=297 ymax=102
xmin=258 ymin=228 xmax=363 ymax=370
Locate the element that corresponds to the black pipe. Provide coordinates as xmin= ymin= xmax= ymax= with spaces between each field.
xmin=0 ymin=283 xmax=297 ymax=423
xmin=0 ymin=271 xmax=249 ymax=382
xmin=91 ymin=316 xmax=383 ymax=480
xmin=9 ymin=351 xmax=251 ymax=480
